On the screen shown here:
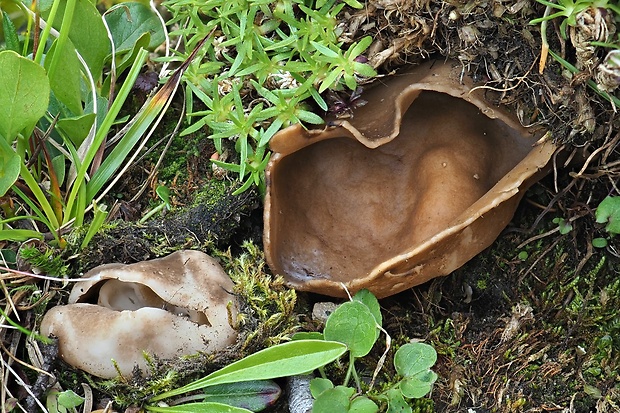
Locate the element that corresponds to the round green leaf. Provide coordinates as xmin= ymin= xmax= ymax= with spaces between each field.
xmin=596 ymin=196 xmax=620 ymax=235
xmin=385 ymin=388 xmax=411 ymax=413
xmin=312 ymin=386 xmax=354 ymax=413
xmin=0 ymin=50 xmax=50 ymax=141
xmin=592 ymin=237 xmax=608 ymax=248
xmin=399 ymin=372 xmax=438 ymax=399
xmin=309 ymin=378 xmax=333 ymax=399
xmin=350 ymin=396 xmax=378 ymax=413
xmin=324 ymin=301 xmax=379 ymax=358
xmin=394 ymin=343 xmax=437 ymax=377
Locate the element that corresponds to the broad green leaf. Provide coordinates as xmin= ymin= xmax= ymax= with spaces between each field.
xmin=309 ymin=378 xmax=333 ymax=399
xmin=324 ymin=301 xmax=378 ymax=358
xmin=147 ymin=402 xmax=252 ymax=413
xmin=56 ymin=390 xmax=84 ymax=409
xmin=0 ymin=138 xmax=20 ymax=196
xmin=42 ymin=0 xmax=110 ymax=79
xmin=386 ymin=388 xmax=411 ymax=413
xmin=596 ymin=196 xmax=620 ymax=235
xmin=151 ymin=340 xmax=347 ymax=401
xmin=56 ymin=113 xmax=97 ymax=147
xmin=104 ymin=2 xmax=165 ymax=55
xmin=2 ymin=12 xmax=20 ymax=53
xmin=202 ymin=380 xmax=280 ymax=411
xmin=0 ymin=50 xmax=50 ymax=142
xmin=0 ymin=249 xmax=17 ymax=267
xmin=312 ymin=386 xmax=354 ymax=413
xmin=155 ymin=185 xmax=170 ymax=207
xmin=45 ymin=39 xmax=83 ymax=115
xmin=399 ymin=372 xmax=437 ymax=399
xmin=350 ymin=396 xmax=378 ymax=413
xmin=394 ymin=343 xmax=437 ymax=377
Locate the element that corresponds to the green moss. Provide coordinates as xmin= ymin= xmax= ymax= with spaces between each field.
xmin=213 ymin=241 xmax=301 ymax=352
xmin=18 ymin=245 xmax=68 ymax=277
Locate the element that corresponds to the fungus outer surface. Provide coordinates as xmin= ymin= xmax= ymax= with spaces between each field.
xmin=40 ymin=250 xmax=238 ymax=378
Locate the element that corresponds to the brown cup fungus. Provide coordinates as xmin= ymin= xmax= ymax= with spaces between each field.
xmin=264 ymin=60 xmax=557 ymax=299
xmin=40 ymin=250 xmax=238 ymax=378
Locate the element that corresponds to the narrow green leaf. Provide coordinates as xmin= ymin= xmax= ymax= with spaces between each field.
xmin=0 ymin=50 xmax=50 ymax=141
xmin=64 ymin=48 xmax=148 ymax=223
xmin=150 ymin=340 xmax=347 ymax=401
xmin=292 ymin=332 xmax=324 ymax=341
xmin=2 ymin=12 xmax=20 ymax=53
xmin=80 ymin=203 xmax=108 ymax=249
xmin=296 ymin=109 xmax=324 ymax=125
xmin=18 ymin=163 xmax=59 ymax=231
xmin=202 ymin=380 xmax=281 ymax=411
xmin=0 ymin=229 xmax=44 ymax=242
xmin=310 ymin=41 xmax=339 ymax=58
xmin=319 ymin=68 xmax=342 ymax=93
xmin=349 ymin=36 xmax=373 ymax=58
xmin=147 ymin=402 xmax=252 ymax=413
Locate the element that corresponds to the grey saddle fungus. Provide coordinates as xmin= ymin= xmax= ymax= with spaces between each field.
xmin=264 ymin=60 xmax=557 ymax=299
xmin=40 ymin=250 xmax=238 ymax=378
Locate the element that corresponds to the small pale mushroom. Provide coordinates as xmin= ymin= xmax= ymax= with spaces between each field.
xmin=40 ymin=250 xmax=238 ymax=378
xmin=264 ymin=60 xmax=558 ymax=299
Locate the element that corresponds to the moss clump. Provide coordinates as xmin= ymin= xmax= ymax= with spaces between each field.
xmin=214 ymin=240 xmax=301 ymax=352
xmin=18 ymin=244 xmax=68 ymax=277
xmin=77 ymin=179 xmax=259 ymax=270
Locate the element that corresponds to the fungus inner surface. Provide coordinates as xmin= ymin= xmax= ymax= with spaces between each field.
xmin=270 ymin=92 xmax=534 ymax=284
xmin=77 ymin=279 xmax=210 ymax=325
